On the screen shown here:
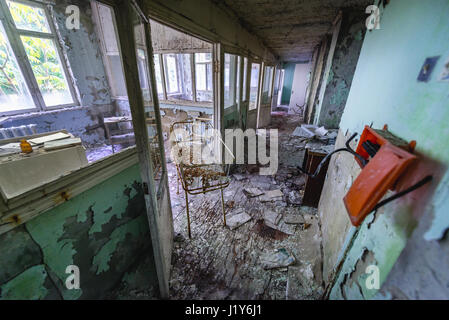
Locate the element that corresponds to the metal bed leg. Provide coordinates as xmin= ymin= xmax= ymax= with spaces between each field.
xmin=185 ymin=190 xmax=191 ymax=239
xmin=221 ymin=188 xmax=226 ymax=226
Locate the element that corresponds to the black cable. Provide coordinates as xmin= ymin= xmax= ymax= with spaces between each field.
xmin=371 ymin=175 xmax=433 ymax=213
xmin=298 ymin=132 xmax=367 ymax=178
xmin=296 ymin=132 xmax=433 ymax=215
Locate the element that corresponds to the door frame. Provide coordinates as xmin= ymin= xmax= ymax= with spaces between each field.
xmin=112 ymin=0 xmax=172 ymax=298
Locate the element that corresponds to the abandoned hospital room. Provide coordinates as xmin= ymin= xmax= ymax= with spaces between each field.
xmin=0 ymin=0 xmax=449 ymax=304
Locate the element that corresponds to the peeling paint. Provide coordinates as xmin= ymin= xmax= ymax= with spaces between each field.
xmin=0 ymin=265 xmax=49 ymax=300
xmin=92 ymin=215 xmax=148 ymax=275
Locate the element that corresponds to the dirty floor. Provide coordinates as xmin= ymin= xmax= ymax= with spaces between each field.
xmin=168 ymin=114 xmax=333 ymax=300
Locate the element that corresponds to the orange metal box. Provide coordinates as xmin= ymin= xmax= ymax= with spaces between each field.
xmin=344 ymin=126 xmax=417 ymax=226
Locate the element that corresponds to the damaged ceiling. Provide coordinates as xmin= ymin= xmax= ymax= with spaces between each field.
xmin=219 ymin=0 xmax=372 ymax=62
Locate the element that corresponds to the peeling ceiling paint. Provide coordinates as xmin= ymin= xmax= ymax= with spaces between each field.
xmin=219 ymin=0 xmax=372 ymax=62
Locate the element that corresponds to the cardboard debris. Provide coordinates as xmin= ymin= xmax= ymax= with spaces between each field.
xmin=243 ymin=187 xmax=264 ymax=198
xmin=226 ymin=209 xmax=252 ymax=230
xmin=260 ymin=248 xmax=296 ymax=270
xmin=259 ymin=189 xmax=283 ymax=202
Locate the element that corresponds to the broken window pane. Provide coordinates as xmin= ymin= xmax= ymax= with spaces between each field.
xmin=6 ymin=0 xmax=50 ymax=33
xmin=21 ymin=36 xmax=73 ymax=106
xmin=0 ymin=21 xmax=33 ymax=112
xmin=249 ymin=63 xmax=260 ymax=110
xmin=153 ymin=54 xmax=164 ymax=100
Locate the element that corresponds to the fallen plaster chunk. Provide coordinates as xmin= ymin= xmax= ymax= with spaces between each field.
xmin=243 ymin=187 xmax=264 ymax=198
xmin=292 ymin=125 xmax=316 ymax=138
xmin=264 ymin=210 xmax=281 ymax=226
xmin=260 ymin=189 xmax=283 ymax=202
xmin=260 ymin=248 xmax=296 ymax=270
xmin=226 ymin=210 xmax=252 ymax=230
xmin=284 ymin=214 xmax=305 ymax=225
xmin=265 ymin=220 xmax=296 ymax=235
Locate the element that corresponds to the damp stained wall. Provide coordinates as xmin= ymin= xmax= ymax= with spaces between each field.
xmin=316 ymin=10 xmax=367 ymax=129
xmin=318 ymin=0 xmax=449 ymax=299
xmin=0 ymin=163 xmax=158 ymax=300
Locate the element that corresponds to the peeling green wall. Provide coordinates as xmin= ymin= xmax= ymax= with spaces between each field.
xmin=0 ymin=164 xmax=158 ymax=300
xmin=325 ymin=0 xmax=449 ymax=299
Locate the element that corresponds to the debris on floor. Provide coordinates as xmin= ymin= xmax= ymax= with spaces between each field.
xmin=284 ymin=214 xmax=305 ymax=225
xmin=264 ymin=210 xmax=281 ymax=226
xmin=244 ymin=187 xmax=265 ymax=198
xmin=260 ymin=248 xmax=296 ymax=270
xmin=226 ymin=208 xmax=252 ymax=230
xmin=259 ymin=189 xmax=283 ymax=202
xmin=166 ymin=114 xmax=327 ymax=300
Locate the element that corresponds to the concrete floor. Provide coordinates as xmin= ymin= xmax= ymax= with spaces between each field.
xmin=167 ymin=114 xmax=333 ymax=299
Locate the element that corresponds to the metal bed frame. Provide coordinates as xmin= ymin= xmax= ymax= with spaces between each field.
xmin=170 ymin=118 xmax=231 ymax=238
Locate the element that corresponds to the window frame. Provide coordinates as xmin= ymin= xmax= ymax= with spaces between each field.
xmin=248 ymin=61 xmax=261 ymax=111
xmin=0 ymin=0 xmax=78 ymax=115
xmin=153 ymin=50 xmax=213 ymax=106
xmin=163 ymin=53 xmax=181 ymax=96
xmin=194 ymin=52 xmax=212 ymax=93
xmin=91 ymin=0 xmax=128 ymax=101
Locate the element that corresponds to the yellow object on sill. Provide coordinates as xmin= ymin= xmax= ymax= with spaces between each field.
xmin=20 ymin=140 xmax=33 ymax=154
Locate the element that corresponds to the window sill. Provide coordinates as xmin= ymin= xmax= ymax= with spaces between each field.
xmin=0 ymin=105 xmax=89 ymax=122
xmin=0 ymin=146 xmax=138 ymax=236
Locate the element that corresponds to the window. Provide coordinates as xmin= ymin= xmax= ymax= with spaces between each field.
xmin=153 ymin=53 xmax=164 ymax=100
xmin=0 ymin=21 xmax=33 ymax=112
xmin=0 ymin=0 xmax=76 ymax=114
xmin=194 ymin=52 xmax=212 ymax=102
xmin=242 ymin=57 xmax=248 ymax=101
xmin=249 ymin=63 xmax=260 ymax=110
xmin=224 ymin=53 xmax=238 ymax=109
xmin=92 ymin=1 xmax=127 ymax=98
xmin=262 ymin=66 xmax=274 ymax=105
xmin=163 ymin=53 xmax=192 ymax=101
xmin=236 ymin=56 xmax=241 ymax=105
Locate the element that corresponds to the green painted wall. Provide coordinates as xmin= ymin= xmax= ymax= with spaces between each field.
xmin=328 ymin=0 xmax=449 ymax=299
xmin=280 ymin=63 xmax=296 ymax=105
xmin=0 ymin=164 xmax=159 ymax=300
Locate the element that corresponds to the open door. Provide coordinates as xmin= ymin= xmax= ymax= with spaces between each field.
xmin=113 ymin=0 xmax=173 ymax=298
